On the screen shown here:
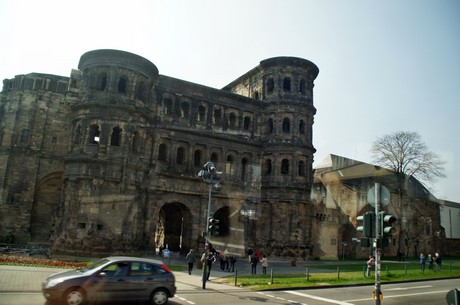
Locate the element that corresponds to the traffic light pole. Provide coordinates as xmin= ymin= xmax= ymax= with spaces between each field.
xmin=202 ymin=176 xmax=213 ymax=289
xmin=374 ymin=183 xmax=382 ymax=305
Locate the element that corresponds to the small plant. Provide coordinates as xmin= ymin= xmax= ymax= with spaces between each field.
xmin=0 ymin=254 xmax=87 ymax=269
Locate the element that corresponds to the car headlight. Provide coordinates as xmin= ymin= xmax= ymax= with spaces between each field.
xmin=44 ymin=278 xmax=64 ymax=288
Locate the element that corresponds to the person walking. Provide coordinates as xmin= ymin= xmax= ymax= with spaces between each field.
xmin=260 ymin=254 xmax=268 ymax=275
xmin=250 ymin=255 xmax=258 ymax=274
xmin=366 ymin=255 xmax=375 ymax=277
xmin=420 ymin=253 xmax=426 ymax=272
xmin=186 ymin=249 xmax=196 ymax=275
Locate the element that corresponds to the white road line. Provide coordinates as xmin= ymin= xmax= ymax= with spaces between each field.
xmin=175 ymin=295 xmax=196 ymax=304
xmin=285 ymin=290 xmax=356 ymax=305
xmin=345 ymin=289 xmax=449 ymax=302
xmin=386 ymin=285 xmax=432 ymax=291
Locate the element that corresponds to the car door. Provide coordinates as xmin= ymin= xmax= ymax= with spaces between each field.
xmin=88 ymin=261 xmax=132 ymax=302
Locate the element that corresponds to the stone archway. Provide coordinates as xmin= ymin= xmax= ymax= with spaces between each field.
xmin=155 ymin=202 xmax=193 ymax=253
xmin=30 ymin=172 xmax=63 ymax=242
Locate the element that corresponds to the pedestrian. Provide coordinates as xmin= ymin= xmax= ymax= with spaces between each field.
xmin=201 ymin=248 xmax=216 ymax=281
xmin=250 ymin=255 xmax=258 ymax=274
xmin=435 ymin=253 xmax=442 ymax=271
xmin=247 ymin=248 xmax=254 ymax=263
xmin=186 ymin=249 xmax=196 ymax=275
xmin=260 ymin=254 xmax=268 ymax=274
xmin=229 ymin=256 xmax=237 ymax=272
xmin=420 ymin=253 xmax=426 ymax=272
xmin=366 ymin=255 xmax=375 ymax=277
xmin=428 ymin=254 xmax=434 ymax=270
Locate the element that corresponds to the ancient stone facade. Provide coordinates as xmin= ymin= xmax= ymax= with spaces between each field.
xmin=0 ymin=50 xmax=319 ymax=257
xmin=311 ymin=154 xmax=446 ymax=259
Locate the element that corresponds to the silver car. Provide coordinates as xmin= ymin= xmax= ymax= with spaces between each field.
xmin=42 ymin=256 xmax=176 ymax=305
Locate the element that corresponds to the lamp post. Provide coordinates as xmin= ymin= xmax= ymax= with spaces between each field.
xmin=197 ymin=162 xmax=222 ymax=289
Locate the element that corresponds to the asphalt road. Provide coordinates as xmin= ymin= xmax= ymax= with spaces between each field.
xmin=0 ymin=264 xmax=457 ymax=305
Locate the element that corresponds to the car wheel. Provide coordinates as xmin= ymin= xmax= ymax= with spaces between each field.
xmin=64 ymin=287 xmax=86 ymax=305
xmin=151 ymin=288 xmax=169 ymax=305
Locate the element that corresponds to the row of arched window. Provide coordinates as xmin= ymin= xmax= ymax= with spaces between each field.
xmin=266 ymin=76 xmax=308 ymax=95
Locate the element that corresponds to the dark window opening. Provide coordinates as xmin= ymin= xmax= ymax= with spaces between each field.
xmin=267 ymin=78 xmax=274 ymax=93
xmin=137 ymin=82 xmax=147 ymax=101
xmin=164 ymin=99 xmax=173 ymax=115
xmin=265 ymin=159 xmax=272 ymax=175
xmin=158 ymin=144 xmax=167 ymax=161
xmin=281 ymin=159 xmax=289 ymax=175
xmin=176 ymin=147 xmax=185 ymax=164
xmin=181 ymin=102 xmax=190 ymax=119
xmin=74 ymin=125 xmax=82 ymax=145
xmin=198 ymin=105 xmax=206 ymax=122
xmin=194 ymin=150 xmax=202 ymax=167
xmin=118 ymin=77 xmax=127 ymax=93
xmin=96 ymin=73 xmax=107 ymax=91
xmin=20 ymin=129 xmax=30 ymax=144
xmin=299 ymin=120 xmax=306 ymax=135
xmin=228 ymin=112 xmax=237 ymax=129
xmin=211 ymin=153 xmax=218 ymax=163
xmin=298 ymin=161 xmax=306 ymax=177
xmin=88 ymin=124 xmax=100 ymax=144
xmin=282 ymin=118 xmax=290 ymax=133
xmin=252 ymin=91 xmax=259 ymax=100
xmin=241 ymin=158 xmax=248 ymax=181
xmin=226 ymin=155 xmax=234 ymax=175
xmin=110 ymin=126 xmax=122 ymax=146
xmin=214 ymin=109 xmax=222 ymax=125
xmin=283 ymin=77 xmax=291 ymax=91
xmin=51 ymin=136 xmax=57 ymax=144
xmin=78 ymin=223 xmax=86 ymax=229
xmin=243 ymin=116 xmax=251 ymax=131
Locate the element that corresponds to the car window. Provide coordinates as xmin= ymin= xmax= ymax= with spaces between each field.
xmin=102 ymin=262 xmax=129 ymax=277
xmin=129 ymin=262 xmax=166 ymax=276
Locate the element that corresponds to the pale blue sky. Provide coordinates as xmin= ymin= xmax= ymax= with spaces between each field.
xmin=1 ymin=0 xmax=459 ymax=201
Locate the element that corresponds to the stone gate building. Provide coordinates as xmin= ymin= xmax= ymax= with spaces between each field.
xmin=0 ymin=49 xmax=319 ymax=257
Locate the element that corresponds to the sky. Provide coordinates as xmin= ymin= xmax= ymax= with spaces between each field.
xmin=1 ymin=0 xmax=459 ymax=202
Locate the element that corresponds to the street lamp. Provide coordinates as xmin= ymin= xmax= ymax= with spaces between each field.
xmin=197 ymin=162 xmax=222 ymax=289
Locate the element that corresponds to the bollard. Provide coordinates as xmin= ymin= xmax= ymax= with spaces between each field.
xmin=270 ymin=268 xmax=273 ymax=284
xmin=234 ymin=268 xmax=238 ymax=286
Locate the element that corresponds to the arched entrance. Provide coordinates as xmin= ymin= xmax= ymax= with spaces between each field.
xmin=155 ymin=202 xmax=193 ymax=253
xmin=30 ymin=172 xmax=62 ymax=242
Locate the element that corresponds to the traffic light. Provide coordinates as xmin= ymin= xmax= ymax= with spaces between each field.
xmin=357 ymin=212 xmax=375 ymax=238
xmin=208 ymin=217 xmax=220 ymax=236
xmin=379 ymin=212 xmax=397 ymax=247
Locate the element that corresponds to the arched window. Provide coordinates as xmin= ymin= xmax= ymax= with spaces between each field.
xmin=88 ymin=124 xmax=100 ymax=144
xmin=198 ymin=105 xmax=206 ymax=122
xmin=96 ymin=72 xmax=107 ymax=91
xmin=110 ymin=126 xmax=122 ymax=146
xmin=20 ymin=129 xmax=30 ymax=144
xmin=265 ymin=159 xmax=272 ymax=175
xmin=299 ymin=79 xmax=306 ymax=94
xmin=226 ymin=155 xmax=234 ymax=175
xmin=213 ymin=206 xmax=230 ymax=236
xmin=299 ymin=120 xmax=306 ymax=135
xmin=118 ymin=77 xmax=127 ymax=93
xmin=136 ymin=81 xmax=147 ymax=101
xmin=164 ymin=98 xmax=173 ymax=115
xmin=282 ymin=117 xmax=290 ymax=133
xmin=298 ymin=160 xmax=306 ymax=177
xmin=241 ymin=158 xmax=248 ymax=181
xmin=281 ymin=159 xmax=289 ymax=175
xmin=181 ymin=102 xmax=189 ymax=119
xmin=283 ymin=77 xmax=291 ymax=91
xmin=243 ymin=116 xmax=251 ymax=131
xmin=211 ymin=153 xmax=218 ymax=163
xmin=268 ymin=118 xmax=274 ymax=134
xmin=194 ymin=150 xmax=202 ymax=167
xmin=158 ymin=144 xmax=167 ymax=161
xmin=228 ymin=112 xmax=237 ymax=129
xmin=214 ymin=108 xmax=222 ymax=125
xmin=252 ymin=91 xmax=259 ymax=100
xmin=267 ymin=78 xmax=274 ymax=93
xmin=176 ymin=147 xmax=185 ymax=164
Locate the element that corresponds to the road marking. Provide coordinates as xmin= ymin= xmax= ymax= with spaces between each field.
xmin=386 ymin=285 xmax=432 ymax=291
xmin=345 ymin=289 xmax=449 ymax=302
xmin=175 ymin=295 xmax=196 ymax=304
xmin=257 ymin=292 xmax=307 ymax=305
xmin=285 ymin=290 xmax=356 ymax=305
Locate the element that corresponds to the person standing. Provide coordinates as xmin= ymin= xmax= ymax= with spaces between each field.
xmin=420 ymin=253 xmax=426 ymax=272
xmin=428 ymin=254 xmax=434 ymax=270
xmin=260 ymin=254 xmax=268 ymax=275
xmin=366 ymin=255 xmax=375 ymax=277
xmin=186 ymin=249 xmax=196 ymax=275
xmin=435 ymin=253 xmax=442 ymax=271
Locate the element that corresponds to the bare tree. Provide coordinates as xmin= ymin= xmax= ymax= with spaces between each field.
xmin=371 ymin=131 xmax=445 ymax=255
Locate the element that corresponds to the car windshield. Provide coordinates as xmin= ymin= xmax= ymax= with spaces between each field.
xmin=78 ymin=258 xmax=110 ymax=273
